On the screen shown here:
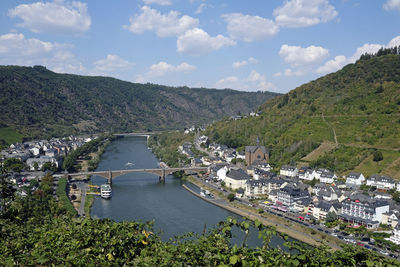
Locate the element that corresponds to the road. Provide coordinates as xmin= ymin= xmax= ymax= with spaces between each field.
xmin=77 ymin=182 xmax=87 ymax=217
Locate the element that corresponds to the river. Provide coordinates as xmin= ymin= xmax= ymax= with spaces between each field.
xmin=90 ymin=136 xmax=288 ymax=247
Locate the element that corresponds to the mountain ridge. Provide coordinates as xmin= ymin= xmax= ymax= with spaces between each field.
xmin=0 ymin=65 xmax=279 ymax=142
xmin=205 ymin=53 xmax=400 ymax=177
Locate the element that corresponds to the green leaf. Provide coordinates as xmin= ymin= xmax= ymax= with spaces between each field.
xmin=230 ymin=255 xmax=239 ymax=265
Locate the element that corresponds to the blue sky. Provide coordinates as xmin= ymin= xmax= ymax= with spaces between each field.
xmin=0 ymin=0 xmax=399 ymax=93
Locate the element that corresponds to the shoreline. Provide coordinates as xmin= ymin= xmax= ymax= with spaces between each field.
xmin=183 ymin=177 xmax=342 ymax=250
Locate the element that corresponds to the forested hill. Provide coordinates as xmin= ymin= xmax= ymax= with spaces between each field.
xmin=0 ymin=65 xmax=279 ymax=140
xmin=206 ymin=52 xmax=400 ymax=178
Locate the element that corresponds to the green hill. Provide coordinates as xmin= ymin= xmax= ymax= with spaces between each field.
xmin=206 ymin=53 xmax=400 ymax=178
xmin=0 ymin=65 xmax=279 ymax=143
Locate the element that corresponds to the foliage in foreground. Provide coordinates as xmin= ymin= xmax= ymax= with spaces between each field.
xmin=1 ymin=180 xmax=399 ymax=266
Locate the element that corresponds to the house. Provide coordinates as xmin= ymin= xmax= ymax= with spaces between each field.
xmin=279 ymin=165 xmax=298 ymax=178
xmin=178 ymin=142 xmax=194 ymax=158
xmin=315 ymin=168 xmax=331 ymax=180
xmin=366 ymin=174 xmax=395 ymax=191
xmin=224 ymin=168 xmax=250 ymax=190
xmin=387 ymin=225 xmax=400 ymax=245
xmin=319 ymin=171 xmax=337 ymax=184
xmin=245 ymin=178 xmax=270 ymax=197
xmin=268 ymin=189 xmax=279 ymax=203
xmin=346 ymin=172 xmax=365 ymax=188
xmin=256 ymin=162 xmax=272 ymax=172
xmin=397 ymin=183 xmax=400 ymax=192
xmin=312 ymin=201 xmax=339 ymax=222
xmin=297 ymin=166 xmax=315 ymax=181
xmin=245 ymin=145 xmax=269 ymax=166
xmin=26 ymin=156 xmax=59 ymax=171
xmin=276 ymin=186 xmax=310 ymax=211
xmin=381 ymin=212 xmax=400 ymax=228
xmin=340 ymin=194 xmax=390 ymax=229
xmin=236 ymin=188 xmax=245 ymax=199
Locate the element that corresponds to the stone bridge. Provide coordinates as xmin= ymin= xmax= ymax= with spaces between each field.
xmin=67 ymin=167 xmax=209 ymax=184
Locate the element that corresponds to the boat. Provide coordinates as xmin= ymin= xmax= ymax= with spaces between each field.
xmin=125 ymin=162 xmax=134 ymax=166
xmin=100 ymin=184 xmax=112 ymax=199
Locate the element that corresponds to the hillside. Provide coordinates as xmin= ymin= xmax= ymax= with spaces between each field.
xmin=0 ymin=65 xmax=279 ymax=143
xmin=206 ymin=53 xmax=400 ymax=178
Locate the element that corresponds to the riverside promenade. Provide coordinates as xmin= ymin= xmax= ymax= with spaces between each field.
xmin=183 ymin=176 xmax=342 ymax=249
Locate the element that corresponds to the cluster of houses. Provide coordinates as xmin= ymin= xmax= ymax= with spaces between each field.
xmin=1 ymin=136 xmax=94 ymax=177
xmin=179 ymin=136 xmax=400 ymax=245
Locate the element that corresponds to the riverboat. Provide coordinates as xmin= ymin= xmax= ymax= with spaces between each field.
xmin=100 ymin=184 xmax=112 ymax=199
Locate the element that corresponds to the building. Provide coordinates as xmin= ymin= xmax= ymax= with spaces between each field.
xmin=298 ymin=166 xmax=315 ymax=181
xmin=319 ymin=171 xmax=337 ymax=184
xmin=366 ymin=174 xmax=395 ymax=191
xmin=346 ymin=172 xmax=365 ymax=187
xmin=340 ymin=194 xmax=390 ymax=229
xmin=276 ymin=186 xmax=310 ymax=211
xmin=386 ymin=225 xmax=400 ymax=245
xmin=381 ymin=212 xmax=400 ymax=228
xmin=245 ymin=145 xmax=269 ymax=166
xmin=312 ymin=201 xmax=339 ymax=222
xmin=224 ymin=168 xmax=250 ymax=190
xmin=279 ymin=165 xmax=298 ymax=178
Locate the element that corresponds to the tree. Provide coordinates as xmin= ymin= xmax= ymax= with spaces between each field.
xmin=372 ymin=150 xmax=383 ymax=162
xmin=0 ymin=166 xmax=16 ymax=217
xmin=41 ymin=162 xmax=57 ymax=172
xmin=325 ymin=211 xmax=338 ymax=223
xmin=227 ymin=193 xmax=235 ymax=202
xmin=33 ymin=162 xmax=39 ymax=171
xmin=3 ymin=158 xmax=23 ymax=172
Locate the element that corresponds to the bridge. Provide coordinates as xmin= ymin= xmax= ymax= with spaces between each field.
xmin=113 ymin=132 xmax=156 ymax=137
xmin=66 ymin=167 xmax=209 ymax=184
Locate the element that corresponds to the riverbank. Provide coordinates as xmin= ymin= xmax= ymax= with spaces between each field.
xmin=184 ymin=175 xmax=342 ymax=250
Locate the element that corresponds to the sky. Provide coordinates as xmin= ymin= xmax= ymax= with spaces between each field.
xmin=0 ymin=0 xmax=400 ymax=93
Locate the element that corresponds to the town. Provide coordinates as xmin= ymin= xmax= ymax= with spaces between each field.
xmin=1 ymin=129 xmax=400 ymax=259
xmin=177 ymin=128 xmax=400 ymax=258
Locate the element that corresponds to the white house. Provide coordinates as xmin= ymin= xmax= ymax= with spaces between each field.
xmin=340 ymin=194 xmax=390 ymax=229
xmin=224 ymin=168 xmax=250 ymax=190
xmin=346 ymin=172 xmax=365 ymax=187
xmin=298 ymin=167 xmax=315 ymax=181
xmin=387 ymin=225 xmax=400 ymax=245
xmin=319 ymin=171 xmax=337 ymax=184
xmin=367 ymin=174 xmax=395 ymax=190
xmin=280 ymin=165 xmax=298 ymax=177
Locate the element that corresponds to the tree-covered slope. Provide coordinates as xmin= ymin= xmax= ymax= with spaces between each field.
xmin=0 ymin=65 xmax=279 ymax=140
xmin=206 ymin=53 xmax=400 ymax=177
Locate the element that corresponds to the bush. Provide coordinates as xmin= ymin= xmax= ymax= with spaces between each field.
xmin=227 ymin=193 xmax=235 ymax=202
xmin=372 ymin=150 xmax=383 ymax=162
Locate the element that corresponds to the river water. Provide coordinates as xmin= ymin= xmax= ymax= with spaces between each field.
xmin=91 ymin=136 xmax=288 ymax=247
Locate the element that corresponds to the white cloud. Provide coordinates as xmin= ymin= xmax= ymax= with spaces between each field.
xmin=383 ymin=0 xmax=400 ymax=11
xmin=350 ymin=43 xmax=383 ymax=62
xmin=137 ymin=61 xmax=196 ymax=82
xmin=8 ymin=0 xmax=91 ymax=34
xmin=274 ymin=68 xmax=304 ymax=77
xmin=124 ymin=6 xmax=198 ymax=37
xmin=273 ymin=0 xmax=338 ymax=28
xmin=177 ymin=28 xmax=236 ymax=55
xmin=316 ymin=39 xmax=397 ymax=74
xmin=216 ymin=70 xmax=275 ymax=91
xmin=195 ymin=3 xmax=207 ymax=14
xmin=143 ymin=0 xmax=172 ymax=6
xmin=387 ymin=36 xmax=400 ymax=48
xmin=316 ymin=55 xmax=347 ymax=74
xmin=94 ymin=54 xmax=134 ymax=73
xmin=232 ymin=57 xmax=258 ymax=69
xmin=222 ymin=13 xmax=279 ymax=42
xmin=279 ymin=44 xmax=329 ymax=67
xmin=0 ymin=32 xmax=84 ymax=73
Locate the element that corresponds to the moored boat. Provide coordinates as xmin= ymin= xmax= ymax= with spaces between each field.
xmin=100 ymin=184 xmax=112 ymax=199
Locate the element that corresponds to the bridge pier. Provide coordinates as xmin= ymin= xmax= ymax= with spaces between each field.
xmin=159 ymin=168 xmax=166 ymax=183
xmin=108 ymin=170 xmax=113 ymax=186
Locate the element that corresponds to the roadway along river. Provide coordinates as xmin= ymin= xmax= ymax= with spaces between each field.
xmin=91 ymin=136 xmax=288 ymax=247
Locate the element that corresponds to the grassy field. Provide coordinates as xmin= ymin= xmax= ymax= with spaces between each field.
xmin=0 ymin=127 xmax=23 ymax=145
xmin=353 ymin=150 xmax=400 ymax=179
xmin=301 ymin=141 xmax=337 ymax=162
